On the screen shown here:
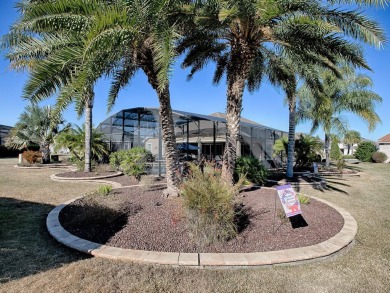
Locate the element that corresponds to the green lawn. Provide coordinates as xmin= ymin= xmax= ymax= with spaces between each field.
xmin=0 ymin=158 xmax=389 ymax=292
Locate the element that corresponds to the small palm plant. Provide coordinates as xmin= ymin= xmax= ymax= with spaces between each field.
xmin=6 ymin=103 xmax=63 ymax=164
xmin=234 ymin=156 xmax=268 ymax=185
xmin=54 ymin=124 xmax=109 ymax=168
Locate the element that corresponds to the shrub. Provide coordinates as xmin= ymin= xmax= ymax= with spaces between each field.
xmin=336 ymin=157 xmax=346 ymax=173
xmin=109 ymin=147 xmax=153 ymax=180
xmin=181 ymin=163 xmax=243 ymax=244
xmin=96 ymin=185 xmax=112 ymax=196
xmin=355 ymin=141 xmax=377 ymax=162
xmin=342 ymin=155 xmax=355 ymax=159
xmin=372 ymin=151 xmax=387 ymax=163
xmin=234 ymin=156 xmax=268 ymax=185
xmin=22 ymin=150 xmax=41 ymax=164
xmin=330 ymin=139 xmax=341 ymax=160
xmin=297 ymin=193 xmax=311 ymax=204
xmin=294 ymin=134 xmax=323 ymax=167
xmin=273 ymin=135 xmax=323 ymax=168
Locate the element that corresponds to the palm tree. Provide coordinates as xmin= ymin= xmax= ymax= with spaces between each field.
xmin=265 ymin=56 xmax=326 ymax=178
xmin=296 ymin=66 xmax=382 ymax=167
xmin=5 ymin=0 xmax=184 ymax=195
xmin=20 ymin=0 xmax=186 ymax=195
xmin=3 ymin=0 xmax=113 ymax=173
xmin=344 ymin=130 xmax=362 ymax=155
xmin=179 ymin=0 xmax=385 ymax=184
xmin=5 ymin=103 xmax=62 ymax=163
xmin=85 ymin=0 xmax=189 ymax=196
xmin=54 ymin=124 xmax=109 ymax=162
xmin=104 ymin=0 xmax=184 ymax=196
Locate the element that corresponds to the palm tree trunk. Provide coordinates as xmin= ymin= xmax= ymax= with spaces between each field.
xmin=222 ymin=42 xmax=254 ymax=185
xmin=84 ymin=95 xmax=93 ymax=172
xmin=325 ymin=133 xmax=330 ymax=168
xmin=139 ymin=52 xmax=180 ymax=196
xmin=157 ymin=88 xmax=180 ymax=197
xmin=222 ymin=90 xmax=243 ymax=185
xmin=286 ymin=96 xmax=296 ymax=178
xmin=41 ymin=143 xmax=51 ymax=164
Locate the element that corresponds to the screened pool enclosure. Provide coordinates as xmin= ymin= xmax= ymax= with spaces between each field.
xmin=97 ymin=107 xmax=287 ymax=175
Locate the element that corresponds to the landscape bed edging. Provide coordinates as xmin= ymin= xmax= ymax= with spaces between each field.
xmin=50 ymin=171 xmax=123 ymax=181
xmin=47 ymin=192 xmax=357 ymax=268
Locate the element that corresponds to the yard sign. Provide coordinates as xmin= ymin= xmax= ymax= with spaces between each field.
xmin=276 ymin=185 xmax=301 ymax=217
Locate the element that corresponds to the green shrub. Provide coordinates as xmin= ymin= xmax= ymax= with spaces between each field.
xmin=273 ymin=135 xmax=323 ymax=167
xmin=372 ymin=151 xmax=387 ymax=163
xmin=109 ymin=147 xmax=153 ymax=180
xmin=355 ymin=141 xmax=377 ymax=162
xmin=22 ymin=150 xmax=41 ymax=164
xmin=336 ymin=157 xmax=346 ymax=173
xmin=96 ymin=185 xmax=112 ymax=196
xmin=234 ymin=156 xmax=268 ymax=185
xmin=109 ymin=151 xmax=123 ymax=170
xmin=342 ymin=155 xmax=356 ymax=159
xmin=181 ymin=163 xmax=242 ymax=244
xmin=297 ymin=193 xmax=311 ymax=204
xmin=330 ymin=139 xmax=341 ymax=160
xmin=293 ymin=134 xmax=323 ymax=167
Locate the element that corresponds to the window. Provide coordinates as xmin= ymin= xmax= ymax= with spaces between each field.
xmin=146 ymin=143 xmax=152 ymax=152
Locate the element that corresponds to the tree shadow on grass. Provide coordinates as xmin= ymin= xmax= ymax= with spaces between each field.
xmin=344 ymin=165 xmax=363 ymax=172
xmin=319 ymin=179 xmax=351 ymax=195
xmin=0 ymin=197 xmax=90 ymax=284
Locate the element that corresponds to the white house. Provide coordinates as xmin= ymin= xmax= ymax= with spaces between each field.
xmin=378 ymin=134 xmax=390 ymax=163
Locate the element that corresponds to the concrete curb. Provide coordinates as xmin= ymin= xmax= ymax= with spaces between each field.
xmin=51 ymin=178 xmax=124 ymax=189
xmin=14 ymin=164 xmax=72 ymax=170
xmin=50 ymin=171 xmax=123 ymax=181
xmin=47 ymin=193 xmax=357 ymax=268
xmin=318 ymin=172 xmax=360 ymax=178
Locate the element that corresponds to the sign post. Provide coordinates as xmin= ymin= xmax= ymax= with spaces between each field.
xmin=313 ymin=162 xmax=318 ymax=175
xmin=276 ymin=184 xmax=302 ymax=217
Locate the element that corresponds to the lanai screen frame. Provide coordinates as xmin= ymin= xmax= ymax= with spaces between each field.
xmin=97 ymin=107 xmax=287 ymax=174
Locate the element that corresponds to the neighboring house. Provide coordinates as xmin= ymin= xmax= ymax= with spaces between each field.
xmin=339 ymin=138 xmax=375 ymax=156
xmin=0 ymin=124 xmax=12 ymax=146
xmin=338 ymin=141 xmax=358 ymax=155
xmin=378 ymin=133 xmax=390 ymax=163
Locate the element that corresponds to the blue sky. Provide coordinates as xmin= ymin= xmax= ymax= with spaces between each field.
xmin=0 ymin=0 xmax=389 ymax=141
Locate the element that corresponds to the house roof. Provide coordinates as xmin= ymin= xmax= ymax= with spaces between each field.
xmin=209 ymin=112 xmax=262 ymax=126
xmin=98 ymin=107 xmax=286 ymax=133
xmin=378 ymin=133 xmax=390 ymax=143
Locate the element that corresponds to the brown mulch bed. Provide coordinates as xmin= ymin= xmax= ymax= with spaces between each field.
xmin=59 ymin=187 xmax=344 ymax=253
xmin=55 ymin=170 xmax=119 ymax=178
xmin=105 ymin=175 xmax=166 ymax=186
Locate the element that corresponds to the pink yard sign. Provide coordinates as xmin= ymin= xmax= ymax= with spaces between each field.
xmin=276 ymin=185 xmax=302 ymax=217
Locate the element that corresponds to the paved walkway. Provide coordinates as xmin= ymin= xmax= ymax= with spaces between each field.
xmin=47 ymin=184 xmax=357 ymax=268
